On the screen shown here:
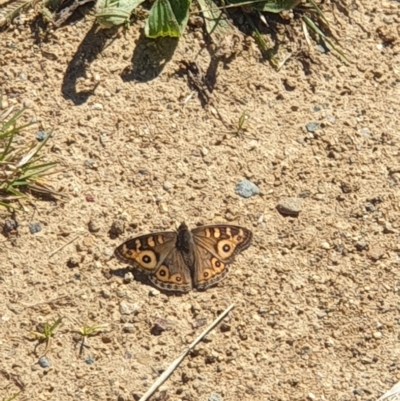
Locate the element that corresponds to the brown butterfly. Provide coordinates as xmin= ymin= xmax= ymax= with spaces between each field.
xmin=114 ymin=222 xmax=253 ymax=292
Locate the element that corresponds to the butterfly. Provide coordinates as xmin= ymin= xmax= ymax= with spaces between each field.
xmin=114 ymin=222 xmax=253 ymax=292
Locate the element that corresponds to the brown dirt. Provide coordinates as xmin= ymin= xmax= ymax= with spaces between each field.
xmin=1 ymin=1 xmax=400 ymax=400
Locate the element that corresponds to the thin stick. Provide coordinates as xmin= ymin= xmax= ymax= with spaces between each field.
xmin=49 ymin=235 xmax=81 ymax=257
xmin=139 ymin=304 xmax=235 ymax=401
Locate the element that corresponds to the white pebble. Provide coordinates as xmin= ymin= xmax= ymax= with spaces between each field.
xmin=373 ymin=331 xmax=382 ymax=339
xmin=321 ymin=242 xmax=330 ymax=250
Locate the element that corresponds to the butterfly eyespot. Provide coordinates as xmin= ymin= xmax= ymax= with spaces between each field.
xmin=215 ymin=261 xmax=221 ymax=267
xmin=204 ymin=272 xmax=209 ymax=278
xmin=142 ymin=255 xmax=152 ymax=264
xmin=176 ymin=276 xmax=182 ymax=282
xmin=159 ymin=269 xmax=167 ymax=277
xmin=237 ymin=235 xmax=243 ymax=241
xmin=222 ymin=244 xmax=231 ymax=252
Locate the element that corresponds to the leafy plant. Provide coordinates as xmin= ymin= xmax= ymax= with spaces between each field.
xmin=0 ymin=105 xmax=59 ymax=210
xmin=78 ymin=323 xmax=107 ymax=354
xmin=31 ymin=317 xmax=63 ymax=356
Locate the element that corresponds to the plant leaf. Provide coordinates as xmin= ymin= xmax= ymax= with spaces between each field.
xmin=145 ymin=0 xmax=190 ymax=38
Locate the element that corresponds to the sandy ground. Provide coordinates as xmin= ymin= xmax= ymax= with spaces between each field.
xmin=1 ymin=0 xmax=400 ymax=400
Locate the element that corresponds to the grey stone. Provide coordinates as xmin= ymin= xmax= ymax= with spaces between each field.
xmin=235 ymin=179 xmax=259 ymax=198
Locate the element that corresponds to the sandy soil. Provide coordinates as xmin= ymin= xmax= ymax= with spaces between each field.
xmin=1 ymin=1 xmax=400 ymax=400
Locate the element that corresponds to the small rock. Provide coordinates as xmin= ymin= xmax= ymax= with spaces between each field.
xmin=383 ymin=222 xmax=396 ymax=234
xmin=123 ymin=323 xmax=135 ymax=333
xmin=101 ymin=335 xmax=112 ymax=343
xmin=149 ymin=288 xmax=160 ymax=296
xmin=373 ymin=332 xmax=382 ymax=339
xmin=163 ymin=181 xmax=173 ymax=191
xmin=92 ymin=103 xmax=103 ymax=110
xmin=123 ymin=272 xmax=134 ymax=283
xmin=276 ymin=198 xmax=302 ymax=216
xmin=85 ymin=194 xmax=95 ymax=202
xmin=220 ymin=323 xmax=231 ymax=333
xmin=88 ymin=220 xmax=101 ymax=233
xmin=326 ymin=115 xmax=336 ymax=124
xmin=306 ymin=122 xmax=319 ymax=132
xmin=151 ymin=318 xmax=173 ymax=336
xmin=3 ymin=219 xmax=18 ymax=237
xmin=316 ymin=310 xmax=327 ymax=319
xmin=246 ymin=288 xmax=258 ymax=296
xmin=101 ymin=289 xmax=111 ymax=298
xmin=208 ymin=393 xmax=222 ymax=401
xmin=321 ymin=242 xmax=330 ymax=250
xmin=110 ymin=220 xmax=125 ymax=237
xmin=365 ymin=203 xmax=375 ymax=212
xmin=308 ymin=393 xmax=316 ymax=400
xmin=84 ymin=159 xmax=96 ymax=169
xmin=35 ymin=131 xmax=47 ymax=141
xmin=359 ymin=128 xmax=371 ymax=138
xmin=29 ymin=222 xmax=42 ymax=234
xmin=368 ymin=245 xmax=385 ymax=261
xmin=67 ymin=256 xmax=80 ymax=268
xmin=85 ymin=355 xmax=95 ymax=364
xmin=235 ymin=179 xmax=259 ymax=198
xmin=38 ymin=356 xmax=50 ymax=368
xmin=119 ymin=300 xmax=139 ymax=315
xmin=201 ymin=147 xmax=209 ymax=156
xmin=355 ymin=240 xmax=368 ymax=251
xmin=192 ymin=318 xmax=207 ymax=329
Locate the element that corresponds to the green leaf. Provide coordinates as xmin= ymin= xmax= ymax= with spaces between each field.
xmin=95 ymin=0 xmax=145 ymax=28
xmin=197 ymin=0 xmax=235 ymax=38
xmin=145 ymin=0 xmax=190 ymax=38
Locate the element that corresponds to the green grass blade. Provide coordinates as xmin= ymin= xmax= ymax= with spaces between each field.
xmin=303 ymin=16 xmax=350 ymax=63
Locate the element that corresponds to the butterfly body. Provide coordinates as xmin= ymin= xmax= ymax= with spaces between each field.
xmin=114 ymin=222 xmax=252 ymax=292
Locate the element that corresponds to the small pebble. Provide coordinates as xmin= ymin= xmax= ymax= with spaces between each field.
xmin=85 ymin=355 xmax=95 ymax=364
xmin=88 ymin=220 xmax=101 ymax=233
xmin=35 ymin=131 xmax=47 ymax=141
xmin=368 ymin=245 xmax=385 ymax=261
xmin=123 ymin=272 xmax=134 ymax=283
xmin=321 ymin=242 xmax=330 ymax=250
xmin=235 ymin=179 xmax=259 ymax=198
xmin=355 ymin=240 xmax=368 ymax=251
xmin=84 ymin=159 xmax=96 ymax=169
xmin=276 ymin=198 xmax=302 ymax=216
xmin=151 ymin=318 xmax=172 ymax=336
xmin=316 ymin=310 xmax=327 ymax=319
xmin=110 ymin=220 xmax=125 ymax=237
xmin=306 ymin=122 xmax=319 ymax=132
xmin=38 ymin=356 xmax=50 ymax=368
xmin=149 ymin=288 xmax=160 ymax=296
xmin=163 ymin=181 xmax=173 ymax=191
xmin=29 ymin=222 xmax=42 ymax=234
xmin=3 ymin=219 xmax=18 ymax=236
xmin=208 ymin=393 xmax=222 ymax=401
xmin=119 ymin=300 xmax=139 ymax=315
xmin=383 ymin=222 xmax=396 ymax=234
xmin=92 ymin=103 xmax=103 ymax=110
xmin=67 ymin=256 xmax=80 ymax=268
xmin=359 ymin=128 xmax=371 ymax=138
xmin=123 ymin=323 xmax=135 ymax=333
xmin=86 ymin=194 xmax=95 ymax=202
xmin=373 ymin=332 xmax=382 ymax=339
xmin=101 ymin=289 xmax=111 ymax=298
xmin=308 ymin=393 xmax=316 ymax=400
